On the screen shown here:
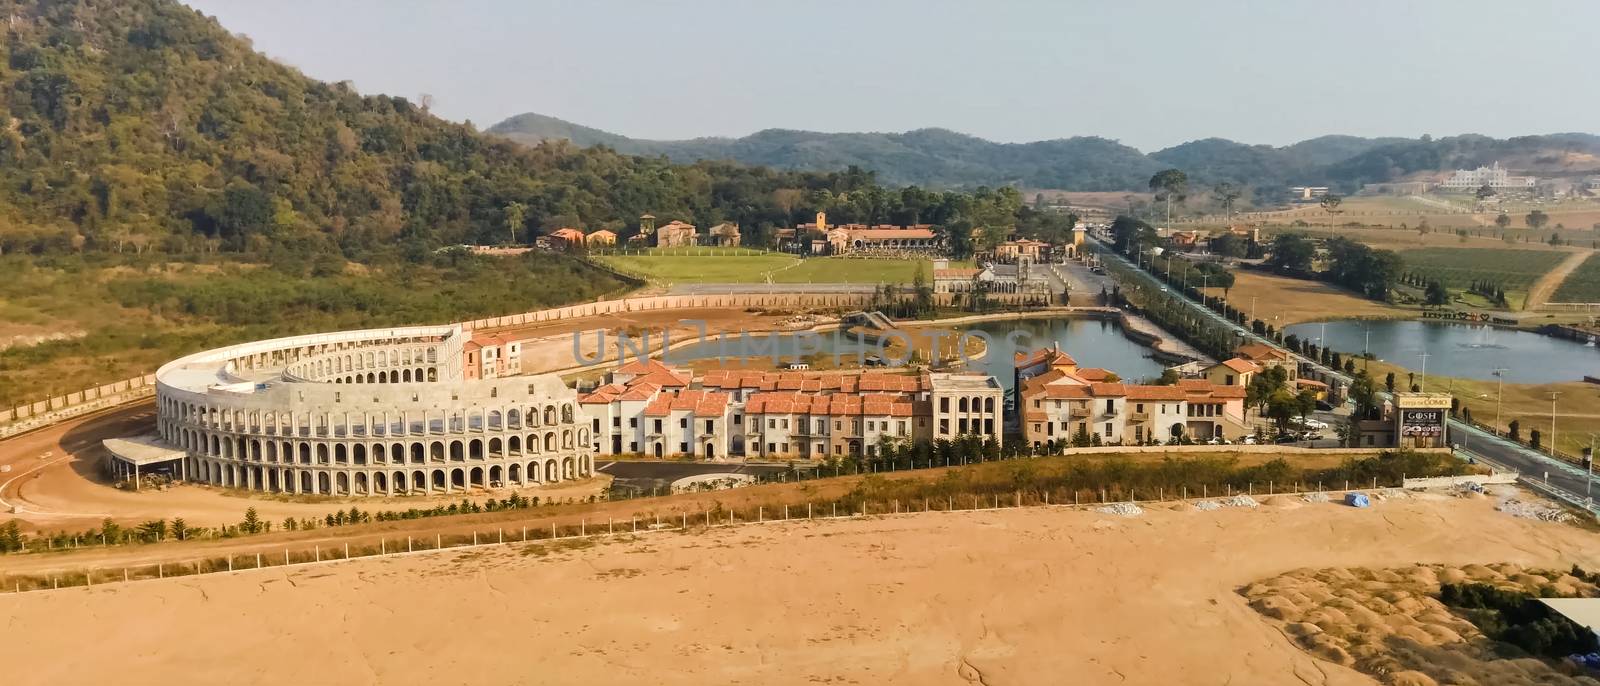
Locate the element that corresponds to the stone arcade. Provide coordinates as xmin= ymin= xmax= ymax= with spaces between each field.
xmin=146 ymin=324 xmax=591 ymax=497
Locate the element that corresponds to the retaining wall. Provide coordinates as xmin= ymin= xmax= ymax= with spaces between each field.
xmin=0 ymin=375 xmax=156 ymax=439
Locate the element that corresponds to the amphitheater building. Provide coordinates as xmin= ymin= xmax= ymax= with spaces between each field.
xmin=144 ymin=324 xmax=591 ymax=497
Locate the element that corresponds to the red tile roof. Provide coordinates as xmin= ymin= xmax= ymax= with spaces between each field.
xmin=643 ymin=390 xmax=731 ymax=417
xmin=1014 ymin=347 xmax=1076 ymax=369
xmin=1216 ymin=357 xmax=1261 ymax=374
xmin=1236 ymin=344 xmax=1290 ymax=361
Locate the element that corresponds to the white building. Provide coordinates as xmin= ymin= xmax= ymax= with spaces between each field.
xmin=1438 ymin=162 xmax=1535 ymax=191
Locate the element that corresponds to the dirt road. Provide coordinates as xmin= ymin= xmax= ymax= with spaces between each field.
xmin=1525 ymin=249 xmax=1592 ymax=310
xmin=2 ymin=494 xmax=1593 ymax=685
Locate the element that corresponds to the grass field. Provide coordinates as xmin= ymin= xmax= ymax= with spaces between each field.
xmin=1551 ymin=253 xmax=1600 ymax=303
xmin=594 ymin=253 xmax=797 ymax=283
xmin=1201 ymin=270 xmax=1413 ymax=327
xmin=1399 ymin=247 xmax=1569 ymax=309
xmin=595 ymin=252 xmax=955 ymax=285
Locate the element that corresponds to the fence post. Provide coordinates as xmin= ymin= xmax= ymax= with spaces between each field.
xmin=315 ymin=546 xmax=320 ymax=562
xmin=158 ymin=563 xmax=163 ymax=579
xmin=759 ymin=506 xmax=763 ymax=522
xmin=344 ymin=543 xmax=349 ymax=559
xmin=227 ymin=556 xmax=233 ymax=572
xmin=408 ymin=537 xmax=413 ymax=553
xmin=256 ymin=553 xmax=262 ymax=568
xmin=436 ymin=534 xmax=441 ymax=548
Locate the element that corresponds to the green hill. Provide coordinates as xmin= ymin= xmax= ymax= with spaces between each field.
xmin=490 ymin=112 xmax=1600 ymax=194
xmin=0 ymin=0 xmax=903 ymax=260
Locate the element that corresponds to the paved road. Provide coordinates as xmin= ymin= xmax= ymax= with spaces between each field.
xmin=1093 ymin=235 xmax=1600 ymax=513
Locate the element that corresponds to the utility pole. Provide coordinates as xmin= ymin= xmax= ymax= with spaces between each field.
xmin=1418 ymin=352 xmax=1430 ymax=392
xmin=1549 ymin=391 xmax=1562 ymax=457
xmin=1492 ymin=368 xmax=1508 ymax=434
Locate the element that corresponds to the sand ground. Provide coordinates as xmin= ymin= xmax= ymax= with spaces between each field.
xmin=3 ymin=493 xmax=1596 ymax=685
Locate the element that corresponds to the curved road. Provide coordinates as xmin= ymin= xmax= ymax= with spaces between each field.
xmin=1093 ymin=235 xmax=1598 ymax=513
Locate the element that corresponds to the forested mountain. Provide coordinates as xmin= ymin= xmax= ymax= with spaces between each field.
xmin=489 ymin=115 xmax=1164 ymax=191
xmin=491 ymin=112 xmax=1600 ymax=194
xmin=0 ymin=0 xmax=1010 ymax=261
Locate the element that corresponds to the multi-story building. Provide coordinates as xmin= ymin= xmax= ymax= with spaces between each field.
xmin=579 ymin=362 xmax=1002 ymax=460
xmin=462 ymin=334 xmax=522 ymax=380
xmin=1439 ymin=161 xmax=1535 ymax=191
xmin=1016 ymin=347 xmax=1248 ymax=447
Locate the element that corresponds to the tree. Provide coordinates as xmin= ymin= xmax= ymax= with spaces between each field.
xmin=1495 ymin=213 xmax=1511 ymax=229
xmin=1267 ymin=233 xmax=1316 ymax=272
xmin=1385 ymin=372 xmax=1396 ymax=393
xmin=1475 ymin=184 xmax=1495 ymax=200
xmin=1508 ymin=419 xmax=1521 ymax=441
xmin=1424 ymin=279 xmax=1450 ymax=306
xmin=171 ymin=517 xmax=188 ymax=541
xmin=1110 ymin=215 xmax=1156 ymax=255
xmin=1148 ymin=169 xmax=1188 ymax=228
xmin=911 ymin=262 xmax=933 ymax=316
xmin=1527 ymin=210 xmax=1550 ymax=230
xmin=1070 ymin=423 xmax=1093 ymax=448
xmin=1212 ymin=182 xmax=1242 ymax=218
xmin=1266 ymin=389 xmax=1299 ymax=433
xmin=1320 ymin=194 xmax=1343 ymax=214
xmin=1 ymin=520 xmax=23 ymax=552
xmin=503 ymin=201 xmax=528 ymax=245
xmin=241 ymin=507 xmax=261 ymax=535
xmin=1210 ymin=232 xmax=1248 ymax=258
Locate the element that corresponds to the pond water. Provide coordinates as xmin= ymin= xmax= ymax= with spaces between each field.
xmin=664 ymin=316 xmax=1169 ymax=392
xmin=1285 ymin=319 xmax=1600 ymax=384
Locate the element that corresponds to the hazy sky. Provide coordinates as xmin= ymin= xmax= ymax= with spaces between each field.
xmin=183 ymin=0 xmax=1597 ymax=151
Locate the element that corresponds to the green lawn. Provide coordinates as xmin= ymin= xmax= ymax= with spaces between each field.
xmin=594 ymin=253 xmax=797 ymax=282
xmin=1400 ymin=247 xmax=1566 ymax=308
xmin=1552 ymin=253 xmax=1600 ymax=303
xmin=595 ymin=253 xmax=961 ymax=285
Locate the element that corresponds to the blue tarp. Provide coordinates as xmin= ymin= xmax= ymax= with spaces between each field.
xmin=1345 ymin=492 xmax=1370 ymax=508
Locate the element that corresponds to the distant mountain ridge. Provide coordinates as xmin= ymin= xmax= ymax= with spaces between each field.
xmin=488 ymin=113 xmax=1600 ymax=193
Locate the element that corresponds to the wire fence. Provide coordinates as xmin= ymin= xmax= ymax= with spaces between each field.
xmin=1 ymin=475 xmax=1410 ymax=596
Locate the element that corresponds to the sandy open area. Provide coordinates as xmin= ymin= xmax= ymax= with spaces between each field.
xmin=4 ymin=492 xmax=1596 ymax=685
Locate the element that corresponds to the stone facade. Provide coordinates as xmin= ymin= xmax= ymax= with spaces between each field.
xmin=155 ymin=325 xmax=590 ymax=497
